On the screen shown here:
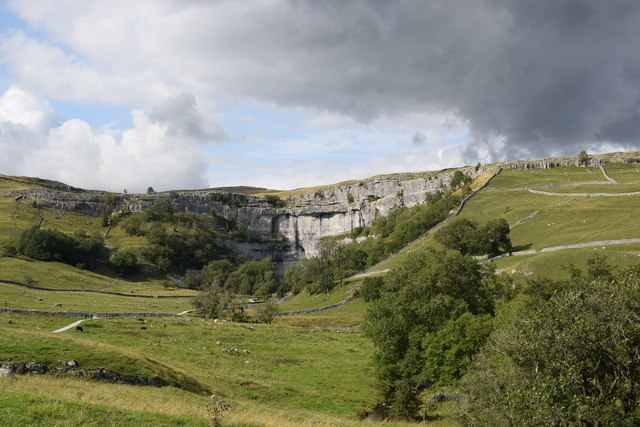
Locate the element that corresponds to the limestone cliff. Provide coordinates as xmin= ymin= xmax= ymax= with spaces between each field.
xmin=4 ymin=167 xmax=484 ymax=269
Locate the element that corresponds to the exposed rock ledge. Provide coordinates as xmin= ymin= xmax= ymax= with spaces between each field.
xmin=3 ymin=167 xmax=486 ymax=270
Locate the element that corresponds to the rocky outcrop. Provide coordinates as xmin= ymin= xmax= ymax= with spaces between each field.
xmin=2 ymin=167 xmax=485 ymax=268
xmin=0 ymin=360 xmax=164 ymax=387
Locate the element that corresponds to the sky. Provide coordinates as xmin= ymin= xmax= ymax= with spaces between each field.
xmin=0 ymin=0 xmax=639 ymax=192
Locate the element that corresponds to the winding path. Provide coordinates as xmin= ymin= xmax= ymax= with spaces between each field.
xmin=483 ymin=238 xmax=640 ymax=265
xmin=52 ymin=319 xmax=89 ymax=333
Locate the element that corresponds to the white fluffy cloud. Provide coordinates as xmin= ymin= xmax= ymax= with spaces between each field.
xmin=2 ymin=1 xmax=640 ymax=190
xmin=0 ymin=87 xmax=208 ymax=191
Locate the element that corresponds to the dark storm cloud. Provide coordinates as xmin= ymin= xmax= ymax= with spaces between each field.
xmin=226 ymin=0 xmax=640 ymax=158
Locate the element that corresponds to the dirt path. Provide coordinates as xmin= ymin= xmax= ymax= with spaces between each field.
xmin=51 ymin=319 xmax=89 ymax=333
xmin=527 ymin=188 xmax=640 ymax=197
xmin=484 ymin=238 xmax=640 ymax=265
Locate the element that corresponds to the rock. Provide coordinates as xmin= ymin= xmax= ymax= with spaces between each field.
xmin=0 ymin=368 xmax=14 ymax=378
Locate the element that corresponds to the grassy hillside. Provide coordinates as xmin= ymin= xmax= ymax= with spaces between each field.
xmin=2 ymin=155 xmax=640 ymax=424
xmin=371 ymin=161 xmax=640 ymax=277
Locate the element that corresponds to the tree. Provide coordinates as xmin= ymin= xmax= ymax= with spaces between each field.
xmin=264 ymin=194 xmax=286 ymax=208
xmin=364 ymin=250 xmax=494 ymax=418
xmin=100 ymin=193 xmax=118 ymax=227
xmin=459 ymin=262 xmax=640 ymax=426
xmin=146 ymin=186 xmax=156 ymax=194
xmin=479 ymin=218 xmax=512 ymax=256
xmin=421 ymin=312 xmax=493 ymax=387
xmin=578 ymin=150 xmax=590 ymax=166
xmin=144 ymin=198 xmax=174 ymax=222
xmin=305 ymin=240 xmax=340 ymax=293
xmin=434 ymin=218 xmax=480 ymax=255
xmin=110 ymin=250 xmax=138 ymax=276
xmin=194 ymin=283 xmax=232 ymax=319
xmin=256 ymin=300 xmax=279 ymax=324
xmin=435 ymin=217 xmax=512 ymax=257
xmin=449 ymin=170 xmax=472 ymax=189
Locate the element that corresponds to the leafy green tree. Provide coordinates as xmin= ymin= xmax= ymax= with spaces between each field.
xmin=578 ymin=150 xmax=590 ymax=166
xmin=434 ymin=218 xmax=480 ymax=255
xmin=100 ymin=193 xmax=118 ymax=227
xmin=449 ymin=170 xmax=472 ymax=189
xmin=364 ymin=250 xmax=494 ymax=418
xmin=224 ymin=258 xmax=276 ymax=296
xmin=121 ymin=215 xmax=145 ymax=236
xmin=459 ymin=262 xmax=640 ymax=426
xmin=18 ymin=226 xmax=108 ymax=268
xmin=110 ymin=250 xmax=138 ymax=276
xmin=304 ymin=240 xmax=340 ymax=293
xmin=479 ymin=218 xmax=512 ymax=256
xmin=421 ymin=312 xmax=493 ymax=387
xmin=264 ymin=194 xmax=286 ymax=208
xmin=146 ymin=186 xmax=156 ymax=194
xmin=357 ymin=276 xmax=384 ymax=302
xmin=202 ymin=259 xmax=236 ymax=286
xmin=144 ymin=198 xmax=174 ymax=222
xmin=435 ymin=217 xmax=512 ymax=257
xmin=256 ymin=300 xmax=279 ymax=324
xmin=194 ymin=283 xmax=232 ymax=319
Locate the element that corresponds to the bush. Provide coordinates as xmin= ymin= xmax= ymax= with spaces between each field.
xmin=144 ymin=198 xmax=174 ymax=222
xmin=256 ymin=300 xmax=279 ymax=324
xmin=110 ymin=250 xmax=138 ymax=276
xmin=121 ymin=215 xmax=145 ymax=236
xmin=18 ymin=226 xmax=108 ymax=268
xmin=459 ymin=260 xmax=640 ymax=425
xmin=264 ymin=194 xmax=286 ymax=208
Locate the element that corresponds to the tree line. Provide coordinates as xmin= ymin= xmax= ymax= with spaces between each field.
xmin=362 ymin=252 xmax=640 ymax=424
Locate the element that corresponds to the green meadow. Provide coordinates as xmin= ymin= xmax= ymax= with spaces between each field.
xmin=2 ymin=160 xmax=640 ymax=424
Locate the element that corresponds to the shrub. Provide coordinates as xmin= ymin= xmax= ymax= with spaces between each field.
xmin=144 ymin=198 xmax=174 ymax=222
xmin=264 ymin=194 xmax=286 ymax=208
xmin=347 ymin=193 xmax=355 ymax=203
xmin=110 ymin=250 xmax=138 ymax=276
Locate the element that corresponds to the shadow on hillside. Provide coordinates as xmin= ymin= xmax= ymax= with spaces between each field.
xmin=511 ymin=243 xmax=532 ymax=252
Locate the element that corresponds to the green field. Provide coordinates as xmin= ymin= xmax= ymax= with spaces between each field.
xmin=2 ymin=160 xmax=640 ymax=424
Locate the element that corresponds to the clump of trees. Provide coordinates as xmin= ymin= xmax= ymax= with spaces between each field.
xmin=117 ymin=197 xmax=229 ymax=273
xmin=18 ymin=226 xmax=108 ymax=269
xmin=434 ymin=217 xmax=512 ymax=257
xmin=264 ymin=194 xmax=286 ymax=208
xmin=193 ymin=258 xmax=279 ymax=321
xmin=110 ymin=249 xmax=138 ymax=276
xmin=458 ymin=259 xmax=640 ymax=425
xmin=363 ymin=250 xmax=502 ymax=418
xmin=363 ymin=250 xmax=640 ymax=423
xmin=449 ymin=170 xmax=472 ymax=189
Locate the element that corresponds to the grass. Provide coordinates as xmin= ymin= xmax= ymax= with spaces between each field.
xmin=0 ymin=313 xmax=381 ymax=419
xmin=602 ymin=162 xmax=640 ymax=183
xmin=539 ymin=183 xmax=640 ymax=193
xmin=275 ymin=300 xmax=368 ymax=328
xmin=491 ymin=243 xmax=640 ymax=279
xmin=275 ymin=285 xmax=354 ymax=312
xmin=0 ymin=388 xmax=206 ymax=426
xmin=0 ymin=376 xmax=420 ymax=427
xmin=0 ymin=283 xmax=193 ymax=313
xmin=0 ymin=257 xmax=195 ymax=295
xmin=486 ymin=166 xmax=603 ymax=190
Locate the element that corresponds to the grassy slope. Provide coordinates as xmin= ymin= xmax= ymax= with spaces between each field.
xmin=372 ymin=163 xmax=640 ymax=274
xmin=2 ymin=159 xmax=639 ymax=424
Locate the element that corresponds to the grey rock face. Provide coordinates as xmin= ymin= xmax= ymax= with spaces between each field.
xmin=3 ymin=167 xmax=486 ymax=269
